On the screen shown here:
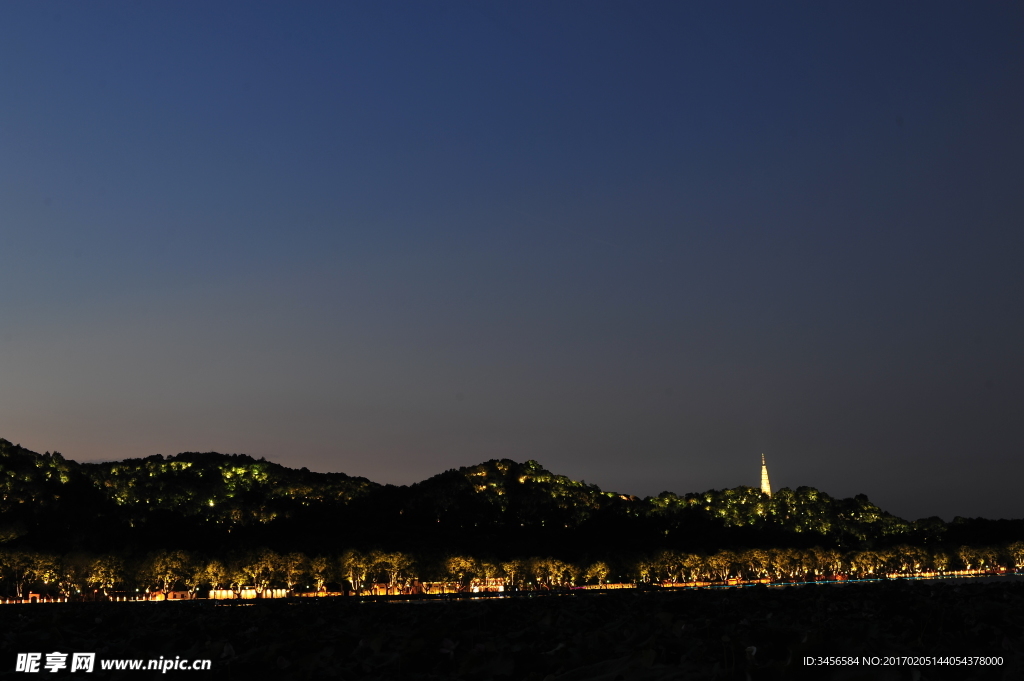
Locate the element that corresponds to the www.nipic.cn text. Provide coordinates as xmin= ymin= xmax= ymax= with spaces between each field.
xmin=15 ymin=652 xmax=212 ymax=673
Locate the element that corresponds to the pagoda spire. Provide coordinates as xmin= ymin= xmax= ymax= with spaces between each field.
xmin=760 ymin=453 xmax=772 ymax=497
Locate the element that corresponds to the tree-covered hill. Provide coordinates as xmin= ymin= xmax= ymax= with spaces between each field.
xmin=1 ymin=437 xmax=1021 ymax=559
xmin=0 ymin=438 xmax=379 ymax=551
xmin=82 ymin=450 xmax=379 ymax=522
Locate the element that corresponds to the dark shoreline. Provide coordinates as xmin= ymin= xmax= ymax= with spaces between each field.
xmin=3 ymin=578 xmax=1021 ymax=680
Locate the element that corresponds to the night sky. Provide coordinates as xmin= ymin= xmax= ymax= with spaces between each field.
xmin=2 ymin=2 xmax=1022 ymax=521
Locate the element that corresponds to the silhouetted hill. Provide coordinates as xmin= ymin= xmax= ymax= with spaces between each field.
xmin=1 ymin=437 xmax=1021 ymax=559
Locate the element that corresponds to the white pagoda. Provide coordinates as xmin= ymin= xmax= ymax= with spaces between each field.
xmin=760 ymin=453 xmax=772 ymax=497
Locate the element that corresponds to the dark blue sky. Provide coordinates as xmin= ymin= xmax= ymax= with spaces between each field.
xmin=2 ymin=1 xmax=1022 ymax=520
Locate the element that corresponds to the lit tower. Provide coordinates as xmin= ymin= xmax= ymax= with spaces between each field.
xmin=760 ymin=453 xmax=772 ymax=497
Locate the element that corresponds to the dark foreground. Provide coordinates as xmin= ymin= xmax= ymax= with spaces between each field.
xmin=2 ymin=580 xmax=1021 ymax=680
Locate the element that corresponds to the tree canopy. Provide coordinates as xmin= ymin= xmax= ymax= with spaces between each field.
xmin=1 ymin=437 xmax=1021 ymax=561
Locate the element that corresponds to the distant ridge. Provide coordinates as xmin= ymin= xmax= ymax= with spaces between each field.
xmin=1 ymin=437 xmax=1020 ymax=557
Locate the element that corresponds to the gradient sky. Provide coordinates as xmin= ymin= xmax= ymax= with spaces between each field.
xmin=2 ymin=1 xmax=1022 ymax=521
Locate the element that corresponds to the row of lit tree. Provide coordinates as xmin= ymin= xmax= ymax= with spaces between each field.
xmin=2 ymin=543 xmax=1022 ymax=599
xmin=635 ymin=543 xmax=1024 ymax=583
